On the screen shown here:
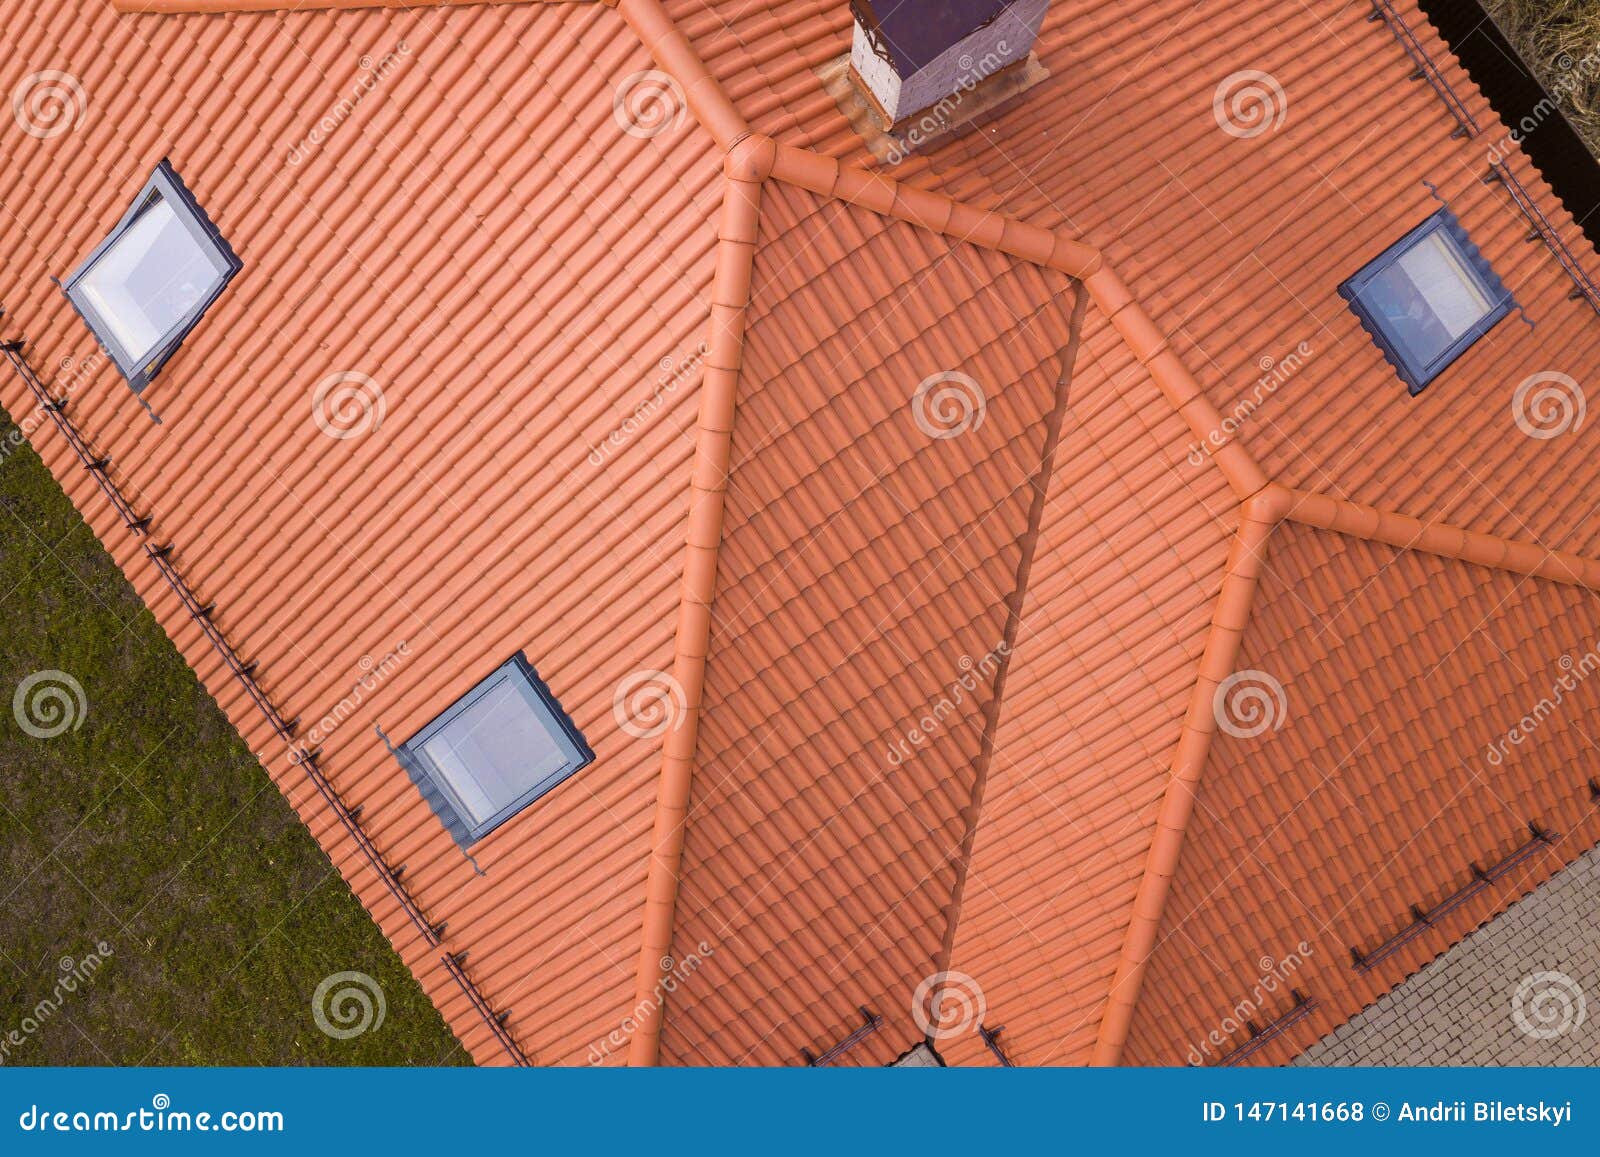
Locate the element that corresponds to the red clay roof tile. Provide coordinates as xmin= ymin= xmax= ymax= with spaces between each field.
xmin=659 ymin=180 xmax=1078 ymax=1064
xmin=1125 ymin=526 xmax=1600 ymax=1065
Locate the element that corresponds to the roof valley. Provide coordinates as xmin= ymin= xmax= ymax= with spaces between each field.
xmin=928 ymin=278 xmax=1089 ymax=988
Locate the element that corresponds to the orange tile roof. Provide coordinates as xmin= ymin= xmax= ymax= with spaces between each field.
xmin=1124 ymin=523 xmax=1600 ymax=1066
xmin=661 ymin=179 xmax=1079 ymax=1064
xmin=5 ymin=0 xmax=1600 ymax=1067
xmin=1 ymin=0 xmax=722 ymax=1065
xmin=939 ymin=320 xmax=1238 ymax=1066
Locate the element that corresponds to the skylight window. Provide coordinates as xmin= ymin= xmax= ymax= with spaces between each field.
xmin=62 ymin=160 xmax=240 ymax=393
xmin=397 ymin=655 xmax=593 ymax=848
xmin=1339 ymin=209 xmax=1513 ymax=395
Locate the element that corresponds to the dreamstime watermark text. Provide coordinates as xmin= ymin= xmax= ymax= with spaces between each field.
xmin=885 ymin=642 xmax=1010 ymax=768
xmin=300 ymin=641 xmax=410 ymax=751
xmin=1484 ymin=645 xmax=1600 ymax=767
xmin=588 ymin=341 xmax=708 ymax=468
xmin=1487 ymin=42 xmax=1600 ymax=163
xmin=0 ymin=943 xmax=114 ymax=1064
xmin=1 ymin=352 xmax=104 ymax=469
xmin=17 ymin=1094 xmax=282 ymax=1134
xmin=1188 ymin=342 xmax=1312 ymax=466
xmin=586 ymin=940 xmax=713 ymax=1064
xmin=885 ymin=43 xmax=1013 ymax=164
xmin=1184 ymin=942 xmax=1313 ymax=1065
xmin=287 ymin=43 xmax=411 ymax=165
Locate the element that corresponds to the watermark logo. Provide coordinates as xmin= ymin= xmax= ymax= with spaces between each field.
xmin=1212 ymin=669 xmax=1287 ymax=739
xmin=1184 ymin=943 xmax=1312 ymax=1064
xmin=613 ymin=669 xmax=687 ymax=739
xmin=12 ymin=70 xmax=86 ymax=139
xmin=311 ymin=371 xmax=386 ymax=440
xmin=613 ymin=71 xmax=686 ymax=139
xmin=287 ymin=42 xmax=410 ymax=165
xmin=1512 ymin=971 xmax=1586 ymax=1040
xmin=586 ymin=940 xmax=714 ymax=1064
xmin=311 ymin=971 xmax=386 ymax=1040
xmin=0 ymin=942 xmax=114 ymax=1062
xmin=1512 ymin=371 xmax=1584 ymax=440
xmin=912 ymin=371 xmax=986 ymax=440
xmin=911 ymin=970 xmax=986 ymax=1040
xmin=12 ymin=670 xmax=87 ymax=739
xmin=1213 ymin=70 xmax=1288 ymax=139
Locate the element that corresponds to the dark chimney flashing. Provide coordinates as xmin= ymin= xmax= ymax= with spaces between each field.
xmin=850 ymin=0 xmax=1015 ymax=76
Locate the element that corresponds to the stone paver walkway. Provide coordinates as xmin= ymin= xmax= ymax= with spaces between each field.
xmin=1298 ymin=844 xmax=1600 ymax=1065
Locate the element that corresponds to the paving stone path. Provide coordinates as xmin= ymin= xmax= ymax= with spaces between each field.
xmin=1299 ymin=844 xmax=1600 ymax=1066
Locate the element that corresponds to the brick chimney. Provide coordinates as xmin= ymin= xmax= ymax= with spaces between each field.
xmin=847 ymin=0 xmax=1048 ymax=135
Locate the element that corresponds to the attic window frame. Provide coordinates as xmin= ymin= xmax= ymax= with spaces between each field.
xmin=1338 ymin=208 xmax=1513 ymax=396
xmin=396 ymin=653 xmax=594 ymax=849
xmin=61 ymin=159 xmax=240 ymax=394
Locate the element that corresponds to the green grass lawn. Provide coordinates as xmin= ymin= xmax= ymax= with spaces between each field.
xmin=0 ymin=409 xmax=465 ymax=1065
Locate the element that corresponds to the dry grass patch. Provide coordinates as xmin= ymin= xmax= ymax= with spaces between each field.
xmin=1484 ymin=0 xmax=1600 ymax=152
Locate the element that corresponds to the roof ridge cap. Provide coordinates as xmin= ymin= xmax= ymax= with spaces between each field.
xmin=624 ymin=169 xmax=763 ymax=1067
xmin=1091 ymin=491 xmax=1284 ymax=1064
xmin=769 ymin=143 xmax=1103 ymax=276
xmin=619 ymin=0 xmax=749 ymax=148
xmin=1285 ymin=489 xmax=1600 ymax=589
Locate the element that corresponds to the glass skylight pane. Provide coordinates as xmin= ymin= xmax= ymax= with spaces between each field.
xmin=417 ymin=676 xmax=575 ymax=826
xmin=76 ymin=194 xmax=226 ymax=362
xmin=1396 ymin=232 xmax=1492 ymax=340
xmin=1360 ymin=231 xmax=1493 ymax=370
